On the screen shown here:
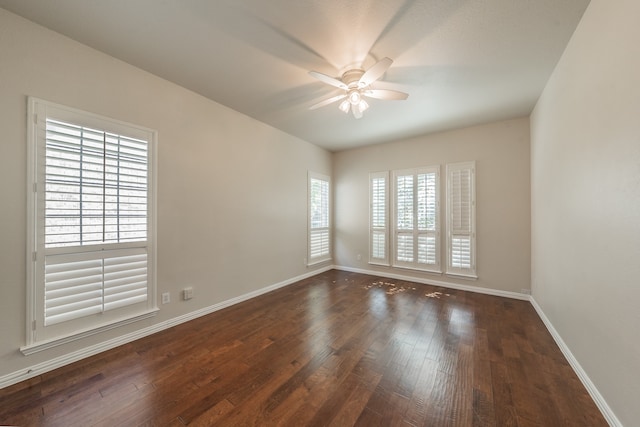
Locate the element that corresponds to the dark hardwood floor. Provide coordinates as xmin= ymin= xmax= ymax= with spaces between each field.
xmin=0 ymin=270 xmax=607 ymax=426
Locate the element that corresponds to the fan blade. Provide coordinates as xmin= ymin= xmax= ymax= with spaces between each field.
xmin=363 ymin=89 xmax=409 ymax=100
xmin=359 ymin=57 xmax=393 ymax=87
xmin=309 ymin=71 xmax=347 ymax=89
xmin=309 ymin=94 xmax=347 ymax=110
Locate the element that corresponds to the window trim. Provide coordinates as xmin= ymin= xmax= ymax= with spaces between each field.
xmin=24 ymin=97 xmax=158 ymax=353
xmin=307 ymin=171 xmax=331 ymax=265
xmin=391 ymin=166 xmax=441 ymax=273
xmin=369 ymin=171 xmax=389 ymax=266
xmin=446 ymin=161 xmax=477 ymax=279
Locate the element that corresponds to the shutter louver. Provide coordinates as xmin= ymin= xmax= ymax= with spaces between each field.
xmin=451 ymin=236 xmax=471 ymax=269
xmin=397 ymin=233 xmax=414 ymax=262
xmin=371 ymin=177 xmax=386 ymax=228
xmin=396 ymin=175 xmax=414 ymax=231
xmin=104 ymin=251 xmax=148 ymax=310
xmin=418 ymin=235 xmax=437 ymax=265
xmin=417 ymin=173 xmax=436 ymax=231
xmin=309 ymin=229 xmax=330 ymax=259
xmin=45 ymin=119 xmax=148 ymax=248
xmin=371 ymin=231 xmax=386 ymax=259
xmin=450 ymin=169 xmax=472 ymax=234
xmin=44 ymin=248 xmax=148 ymax=325
xmin=44 ymin=255 xmax=103 ymax=325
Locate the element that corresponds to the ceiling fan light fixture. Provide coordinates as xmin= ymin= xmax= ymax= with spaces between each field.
xmin=339 ymin=99 xmax=351 ymax=114
xmin=348 ymin=90 xmax=361 ymax=105
xmin=359 ymin=99 xmax=369 ymax=112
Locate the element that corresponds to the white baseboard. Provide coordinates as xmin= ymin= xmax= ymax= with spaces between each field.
xmin=333 ymin=264 xmax=531 ymax=301
xmin=0 ymin=265 xmax=333 ymax=390
xmin=529 ymin=297 xmax=622 ymax=427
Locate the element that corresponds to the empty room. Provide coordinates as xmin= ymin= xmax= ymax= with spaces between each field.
xmin=0 ymin=0 xmax=638 ymax=426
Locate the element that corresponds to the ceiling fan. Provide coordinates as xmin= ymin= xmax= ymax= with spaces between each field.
xmin=308 ymin=57 xmax=409 ymax=119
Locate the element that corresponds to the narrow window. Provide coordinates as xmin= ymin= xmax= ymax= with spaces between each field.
xmin=446 ymin=161 xmax=476 ymax=278
xmin=369 ymin=171 xmax=389 ymax=265
xmin=308 ymin=172 xmax=330 ymax=264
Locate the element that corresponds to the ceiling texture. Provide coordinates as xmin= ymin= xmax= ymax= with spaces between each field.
xmin=0 ymin=0 xmax=590 ymax=151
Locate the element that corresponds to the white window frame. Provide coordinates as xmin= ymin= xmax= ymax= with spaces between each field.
xmin=307 ymin=171 xmax=331 ymax=265
xmin=391 ymin=166 xmax=441 ymax=273
xmin=446 ymin=161 xmax=477 ymax=278
xmin=24 ymin=98 xmax=158 ymax=354
xmin=369 ymin=171 xmax=389 ymax=265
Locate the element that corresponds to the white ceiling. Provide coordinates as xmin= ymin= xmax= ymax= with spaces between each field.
xmin=0 ymin=0 xmax=590 ymax=151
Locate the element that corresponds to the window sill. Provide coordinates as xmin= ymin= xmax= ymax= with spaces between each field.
xmin=21 ymin=309 xmax=158 ymax=356
xmin=307 ymin=257 xmax=332 ymax=267
xmin=368 ymin=261 xmax=390 ymax=267
xmin=391 ymin=264 xmax=442 ymax=275
xmin=446 ymin=272 xmax=478 ymax=280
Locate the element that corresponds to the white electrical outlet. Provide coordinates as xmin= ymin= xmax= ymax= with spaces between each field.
xmin=357 ymin=254 xmax=362 ymax=261
xmin=183 ymin=287 xmax=193 ymax=300
xmin=162 ymin=292 xmax=170 ymax=304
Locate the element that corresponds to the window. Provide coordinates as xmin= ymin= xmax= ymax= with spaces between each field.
xmin=392 ymin=167 xmax=440 ymax=272
xmin=446 ymin=161 xmax=476 ymax=277
xmin=25 ymin=98 xmax=157 ymax=353
xmin=369 ymin=171 xmax=389 ymax=265
xmin=308 ymin=172 xmax=330 ymax=264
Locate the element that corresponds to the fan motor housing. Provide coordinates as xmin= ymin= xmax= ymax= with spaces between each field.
xmin=341 ymin=69 xmax=365 ymax=87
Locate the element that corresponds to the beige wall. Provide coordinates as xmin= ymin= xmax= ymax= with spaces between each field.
xmin=333 ymin=118 xmax=531 ymax=294
xmin=530 ymin=0 xmax=640 ymax=424
xmin=0 ymin=9 xmax=331 ymax=380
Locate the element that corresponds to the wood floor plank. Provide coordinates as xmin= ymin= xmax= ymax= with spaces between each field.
xmin=0 ymin=270 xmax=608 ymax=426
xmin=403 ymin=358 xmax=438 ymax=426
xmin=490 ymin=361 xmax=520 ymax=427
xmin=471 ymin=327 xmax=495 ymax=427
xmin=326 ymin=371 xmax=383 ymax=427
xmin=188 ymin=398 xmax=234 ymax=427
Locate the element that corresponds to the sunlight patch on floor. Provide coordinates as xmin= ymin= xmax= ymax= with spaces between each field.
xmin=363 ymin=280 xmax=416 ymax=295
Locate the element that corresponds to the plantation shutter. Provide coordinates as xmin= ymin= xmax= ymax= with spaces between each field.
xmin=393 ymin=167 xmax=440 ymax=272
xmin=447 ymin=161 xmax=476 ymax=277
xmin=26 ymin=98 xmax=157 ymax=349
xmin=395 ymin=172 xmax=414 ymax=263
xmin=42 ymin=117 xmax=151 ymax=326
xmin=44 ymin=248 xmax=148 ymax=325
xmin=370 ymin=172 xmax=388 ymax=264
xmin=417 ymin=172 xmax=438 ymax=266
xmin=308 ymin=172 xmax=330 ymax=262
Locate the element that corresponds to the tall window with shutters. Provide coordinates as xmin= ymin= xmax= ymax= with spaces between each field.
xmin=446 ymin=161 xmax=476 ymax=277
xmin=369 ymin=171 xmax=389 ymax=265
xmin=25 ymin=98 xmax=157 ymax=352
xmin=392 ymin=167 xmax=440 ymax=272
xmin=308 ymin=172 xmax=331 ymax=264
